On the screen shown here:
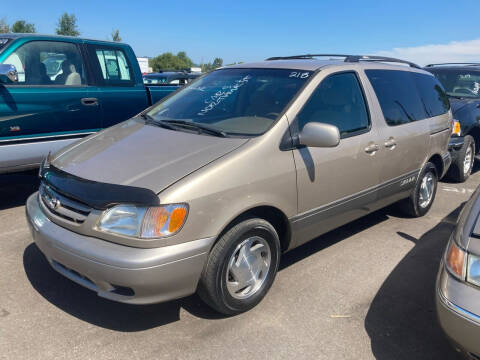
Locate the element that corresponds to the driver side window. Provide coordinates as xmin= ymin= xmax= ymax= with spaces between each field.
xmin=2 ymin=40 xmax=85 ymax=86
xmin=297 ymin=72 xmax=370 ymax=138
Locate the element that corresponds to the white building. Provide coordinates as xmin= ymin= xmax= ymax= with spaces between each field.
xmin=136 ymin=57 xmax=152 ymax=74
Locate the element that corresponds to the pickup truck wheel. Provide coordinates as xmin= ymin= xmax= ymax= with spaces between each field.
xmin=447 ymin=135 xmax=475 ymax=183
xmin=399 ymin=162 xmax=437 ymax=217
xmin=198 ymin=218 xmax=281 ymax=315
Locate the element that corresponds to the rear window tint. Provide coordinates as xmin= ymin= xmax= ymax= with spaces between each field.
xmin=412 ymin=72 xmax=450 ymax=117
xmin=366 ymin=69 xmax=426 ymax=126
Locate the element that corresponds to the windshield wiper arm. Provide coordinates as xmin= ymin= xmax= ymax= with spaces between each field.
xmin=140 ymin=114 xmax=179 ymax=131
xmin=163 ymin=120 xmax=227 ymax=137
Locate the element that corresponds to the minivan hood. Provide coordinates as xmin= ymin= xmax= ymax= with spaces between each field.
xmin=52 ymin=119 xmax=249 ymax=193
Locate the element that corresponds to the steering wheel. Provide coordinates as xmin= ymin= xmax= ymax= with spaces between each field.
xmin=265 ymin=112 xmax=280 ymax=118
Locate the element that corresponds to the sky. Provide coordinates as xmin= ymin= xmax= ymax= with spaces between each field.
xmin=3 ymin=0 xmax=480 ymax=66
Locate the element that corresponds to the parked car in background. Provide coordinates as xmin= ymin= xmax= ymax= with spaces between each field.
xmin=0 ymin=34 xmax=181 ymax=174
xmin=426 ymin=64 xmax=480 ymax=182
xmin=437 ymin=186 xmax=480 ymax=359
xmin=27 ymin=54 xmax=452 ymax=315
xmin=143 ymin=71 xmax=201 ymax=85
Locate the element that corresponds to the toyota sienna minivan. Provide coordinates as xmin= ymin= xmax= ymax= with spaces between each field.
xmin=26 ymin=54 xmax=453 ymax=315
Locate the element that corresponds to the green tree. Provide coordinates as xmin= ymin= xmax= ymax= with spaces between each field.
xmin=0 ymin=18 xmax=9 ymax=33
xmin=149 ymin=51 xmax=194 ymax=72
xmin=11 ymin=20 xmax=35 ymax=33
xmin=111 ymin=29 xmax=121 ymax=42
xmin=201 ymin=57 xmax=224 ymax=73
xmin=56 ymin=13 xmax=79 ymax=36
xmin=176 ymin=51 xmax=194 ymax=68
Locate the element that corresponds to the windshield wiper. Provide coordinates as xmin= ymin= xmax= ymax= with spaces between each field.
xmin=140 ymin=114 xmax=178 ymax=131
xmin=163 ymin=120 xmax=228 ymax=137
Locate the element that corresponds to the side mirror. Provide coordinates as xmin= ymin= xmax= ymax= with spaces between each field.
xmin=0 ymin=64 xmax=18 ymax=83
xmin=298 ymin=122 xmax=340 ymax=148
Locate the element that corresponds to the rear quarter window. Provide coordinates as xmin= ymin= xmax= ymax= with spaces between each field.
xmin=365 ymin=69 xmax=426 ymax=126
xmin=87 ymin=45 xmax=134 ymax=86
xmin=412 ymin=72 xmax=450 ymax=117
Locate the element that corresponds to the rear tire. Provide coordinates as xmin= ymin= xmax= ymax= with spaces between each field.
xmin=399 ymin=162 xmax=437 ymax=217
xmin=446 ymin=135 xmax=475 ymax=183
xmin=197 ymin=218 xmax=281 ymax=315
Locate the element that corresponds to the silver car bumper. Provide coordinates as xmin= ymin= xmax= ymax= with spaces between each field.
xmin=26 ymin=192 xmax=215 ymax=305
xmin=436 ymin=263 xmax=480 ymax=357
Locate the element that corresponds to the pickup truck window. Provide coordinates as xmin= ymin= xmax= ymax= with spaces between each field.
xmin=93 ymin=48 xmax=133 ymax=85
xmin=1 ymin=41 xmax=85 ymax=86
xmin=0 ymin=38 xmax=9 ymax=51
xmin=147 ymin=68 xmax=312 ymax=136
xmin=296 ymin=72 xmax=370 ymax=138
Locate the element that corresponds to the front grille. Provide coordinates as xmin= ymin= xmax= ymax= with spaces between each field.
xmin=39 ymin=182 xmax=92 ymax=224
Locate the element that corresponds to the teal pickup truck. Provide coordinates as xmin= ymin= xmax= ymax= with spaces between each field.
xmin=0 ymin=34 xmax=182 ymax=174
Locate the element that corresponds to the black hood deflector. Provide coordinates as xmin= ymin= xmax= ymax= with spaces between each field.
xmin=39 ymin=163 xmax=160 ymax=210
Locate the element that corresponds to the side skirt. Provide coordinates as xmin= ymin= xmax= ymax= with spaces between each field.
xmin=288 ymin=170 xmax=419 ymax=250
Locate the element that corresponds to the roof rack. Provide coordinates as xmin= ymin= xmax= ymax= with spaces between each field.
xmin=265 ymin=54 xmax=421 ymax=69
xmin=425 ymin=63 xmax=480 ymax=67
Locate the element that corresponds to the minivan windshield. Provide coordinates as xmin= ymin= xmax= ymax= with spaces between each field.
xmin=147 ymin=68 xmax=313 ymax=136
xmin=428 ymin=68 xmax=480 ymax=99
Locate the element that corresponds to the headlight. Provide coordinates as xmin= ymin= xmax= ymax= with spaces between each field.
xmin=445 ymin=239 xmax=466 ymax=279
xmin=467 ymin=253 xmax=480 ymax=287
xmin=96 ymin=204 xmax=188 ymax=238
xmin=452 ymin=119 xmax=461 ymax=136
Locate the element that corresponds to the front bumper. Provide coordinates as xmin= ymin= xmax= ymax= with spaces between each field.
xmin=26 ymin=193 xmax=215 ymax=305
xmin=436 ymin=262 xmax=480 ymax=357
xmin=448 ymin=136 xmax=465 ymax=162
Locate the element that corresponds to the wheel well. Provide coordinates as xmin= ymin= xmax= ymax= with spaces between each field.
xmin=428 ymin=154 xmax=443 ymax=177
xmin=217 ymin=206 xmax=292 ymax=252
xmin=467 ymin=127 xmax=480 ymax=154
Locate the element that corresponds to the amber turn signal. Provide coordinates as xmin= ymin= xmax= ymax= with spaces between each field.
xmin=445 ymin=240 xmax=466 ymax=279
xmin=140 ymin=204 xmax=188 ymax=238
xmin=452 ymin=120 xmax=461 ymax=136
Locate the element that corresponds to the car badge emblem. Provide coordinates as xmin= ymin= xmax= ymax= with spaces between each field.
xmin=44 ymin=188 xmax=60 ymax=210
xmin=50 ymin=198 xmax=60 ymax=210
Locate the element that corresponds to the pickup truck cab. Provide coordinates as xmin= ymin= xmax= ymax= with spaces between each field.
xmin=27 ymin=54 xmax=452 ymax=315
xmin=0 ymin=34 xmax=181 ymax=174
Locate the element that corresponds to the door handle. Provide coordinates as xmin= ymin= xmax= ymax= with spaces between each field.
xmin=81 ymin=97 xmax=99 ymax=106
xmin=364 ymin=143 xmax=380 ymax=154
xmin=384 ymin=137 xmax=397 ymax=149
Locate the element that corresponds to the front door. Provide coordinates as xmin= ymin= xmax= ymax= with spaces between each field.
xmin=0 ymin=39 xmax=101 ymax=140
xmin=291 ymin=71 xmax=384 ymax=246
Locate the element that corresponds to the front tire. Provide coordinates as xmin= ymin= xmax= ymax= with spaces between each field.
xmin=399 ymin=162 xmax=438 ymax=217
xmin=198 ymin=218 xmax=281 ymax=315
xmin=447 ymin=135 xmax=475 ymax=183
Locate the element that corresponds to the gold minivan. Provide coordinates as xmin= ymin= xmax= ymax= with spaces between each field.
xmin=26 ymin=55 xmax=452 ymax=314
